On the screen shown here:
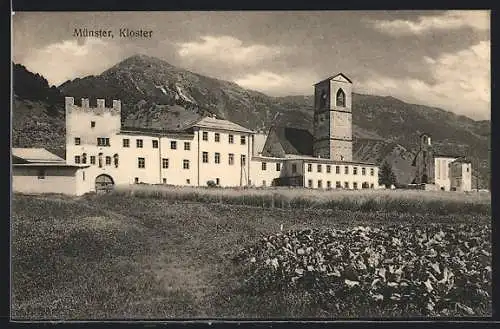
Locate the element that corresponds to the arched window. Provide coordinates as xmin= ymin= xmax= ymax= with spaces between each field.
xmin=113 ymin=153 xmax=119 ymax=168
xmin=98 ymin=152 xmax=103 ymax=168
xmin=82 ymin=153 xmax=87 ymax=164
xmin=336 ymin=89 xmax=346 ymax=107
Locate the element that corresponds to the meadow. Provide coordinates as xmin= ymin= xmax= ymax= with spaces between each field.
xmin=11 ymin=187 xmax=491 ymax=319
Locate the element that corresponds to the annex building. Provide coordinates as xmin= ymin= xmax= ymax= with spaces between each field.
xmin=412 ymin=133 xmax=472 ymax=192
xmin=63 ymin=73 xmax=379 ymax=192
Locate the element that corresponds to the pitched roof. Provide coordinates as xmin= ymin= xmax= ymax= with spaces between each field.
xmin=12 ymin=148 xmax=65 ymax=163
xmin=188 ymin=116 xmax=254 ymax=133
xmin=314 ymin=73 xmax=353 ymax=85
xmin=451 ymin=157 xmax=472 ymax=164
xmin=262 ymin=126 xmax=314 ymax=157
xmin=253 ymin=133 xmax=268 ymax=155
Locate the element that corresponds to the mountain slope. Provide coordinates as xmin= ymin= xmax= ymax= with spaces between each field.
xmin=13 ymin=55 xmax=490 ymax=188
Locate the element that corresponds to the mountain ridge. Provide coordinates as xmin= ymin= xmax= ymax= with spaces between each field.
xmin=13 ymin=55 xmax=491 ymax=188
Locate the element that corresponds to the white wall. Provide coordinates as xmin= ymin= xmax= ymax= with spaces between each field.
xmin=196 ymin=128 xmax=252 ymax=187
xmin=250 ymin=157 xmax=284 ymax=187
xmin=159 ymin=134 xmax=197 ymax=186
xmin=304 ymin=162 xmax=378 ymax=189
xmin=434 ymin=157 xmax=456 ymax=191
xmin=12 ymin=166 xmax=85 ymax=196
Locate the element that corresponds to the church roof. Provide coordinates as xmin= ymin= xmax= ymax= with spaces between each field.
xmin=314 ymin=73 xmax=353 ymax=85
xmin=261 ymin=126 xmax=314 ymax=157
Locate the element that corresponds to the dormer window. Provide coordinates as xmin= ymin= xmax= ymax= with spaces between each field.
xmin=336 ymin=89 xmax=346 ymax=107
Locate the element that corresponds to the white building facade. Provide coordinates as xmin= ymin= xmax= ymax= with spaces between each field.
xmin=64 ymin=73 xmax=380 ymax=192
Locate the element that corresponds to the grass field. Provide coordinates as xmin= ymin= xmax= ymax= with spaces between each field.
xmin=11 ymin=188 xmax=491 ymax=319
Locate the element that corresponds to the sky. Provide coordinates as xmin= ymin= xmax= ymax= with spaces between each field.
xmin=12 ymin=11 xmax=490 ymax=120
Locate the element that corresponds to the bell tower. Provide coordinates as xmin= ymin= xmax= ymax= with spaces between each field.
xmin=313 ymin=73 xmax=353 ymax=161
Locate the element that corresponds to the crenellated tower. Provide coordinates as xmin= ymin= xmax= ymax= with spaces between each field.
xmin=65 ymin=97 xmax=122 ymax=163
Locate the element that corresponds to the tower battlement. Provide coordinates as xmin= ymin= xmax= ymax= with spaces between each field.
xmin=65 ymin=97 xmax=121 ymax=116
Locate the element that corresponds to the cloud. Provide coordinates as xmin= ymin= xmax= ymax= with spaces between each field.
xmin=367 ymin=11 xmax=489 ymax=36
xmin=21 ymin=39 xmax=125 ymax=86
xmin=357 ymin=41 xmax=490 ymax=120
xmin=234 ymin=70 xmax=319 ymax=96
xmin=176 ymin=35 xmax=282 ymax=65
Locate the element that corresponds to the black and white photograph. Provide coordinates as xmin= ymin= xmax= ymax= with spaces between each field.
xmin=11 ymin=10 xmax=491 ymax=320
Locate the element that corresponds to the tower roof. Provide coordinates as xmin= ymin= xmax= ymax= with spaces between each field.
xmin=314 ymin=73 xmax=352 ymax=85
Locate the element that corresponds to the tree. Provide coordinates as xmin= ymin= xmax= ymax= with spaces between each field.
xmin=379 ymin=161 xmax=397 ymax=188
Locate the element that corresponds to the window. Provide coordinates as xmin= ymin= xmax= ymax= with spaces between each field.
xmin=467 ymin=166 xmax=470 ymax=173
xmin=184 ymin=142 xmax=190 ymax=151
xmin=362 ymin=167 xmax=366 ymax=175
xmin=240 ymin=135 xmax=246 ymax=145
xmin=162 ymin=158 xmax=169 ymax=169
xmin=91 ymin=121 xmax=96 ymax=128
xmin=216 ymin=178 xmax=220 ymax=185
xmin=336 ymin=166 xmax=340 ymax=174
xmin=183 ymin=160 xmax=190 ymax=169
xmin=292 ymin=163 xmax=297 ymax=173
xmin=74 ymin=137 xmax=81 ymax=145
xmin=327 ymin=181 xmax=331 ymax=189
xmin=82 ymin=171 xmax=85 ymax=181
xmin=90 ymin=156 xmax=96 ymax=165
xmin=123 ymin=139 xmax=130 ymax=147
xmin=97 ymin=137 xmax=110 ymax=146
xmin=136 ymin=139 xmax=143 ymax=148
xmin=262 ymin=162 xmax=267 ymax=170
xmin=326 ymin=165 xmax=331 ymax=173
xmin=318 ymin=180 xmax=323 ymax=188
xmin=336 ymin=181 xmax=341 ymax=188
xmin=276 ymin=163 xmax=281 ymax=171
xmin=37 ymin=170 xmax=45 ymax=179
xmin=241 ymin=155 xmax=246 ymax=166
xmin=105 ymin=156 xmax=111 ymax=166
xmin=228 ymin=153 xmax=234 ymax=165
xmin=317 ymin=164 xmax=322 ymax=173
xmin=308 ymin=179 xmax=313 ymax=188
xmin=113 ymin=154 xmax=119 ymax=168
xmin=370 ymin=183 xmax=374 ymax=189
xmin=353 ymin=167 xmax=358 ymax=175
xmin=152 ymin=140 xmax=159 ymax=148
xmin=186 ymin=179 xmax=191 ymax=184
xmin=202 ymin=132 xmax=208 ymax=141
xmin=98 ymin=153 xmax=103 ymax=168
xmin=262 ymin=180 xmax=267 ymax=187
xmin=75 ymin=155 xmax=81 ymax=164
xmin=370 ymin=168 xmax=374 ymax=176
xmin=215 ymin=133 xmax=220 ymax=142
xmin=345 ymin=166 xmax=349 ymax=175
xmin=203 ymin=152 xmax=209 ymax=163
xmin=82 ymin=153 xmax=87 ymax=164
xmin=336 ymin=88 xmax=346 ymax=107
xmin=344 ymin=182 xmax=349 ymax=189
xmin=215 ymin=152 xmax=220 ymax=164
xmin=353 ymin=182 xmax=358 ymax=189
xmin=229 ymin=134 xmax=234 ymax=144
xmin=138 ymin=157 xmax=145 ymax=168
xmin=307 ymin=164 xmax=312 ymax=172
xmin=163 ymin=178 xmax=167 ymax=184
xmin=171 ymin=141 xmax=177 ymax=150
xmin=134 ymin=177 xmax=139 ymax=184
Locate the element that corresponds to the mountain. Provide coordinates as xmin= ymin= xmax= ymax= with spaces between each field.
xmin=12 ymin=64 xmax=66 ymax=158
xmin=12 ymin=55 xmax=490 ymax=188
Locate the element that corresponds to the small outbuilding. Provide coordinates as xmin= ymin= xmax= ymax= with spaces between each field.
xmin=12 ymin=148 xmax=92 ymax=196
